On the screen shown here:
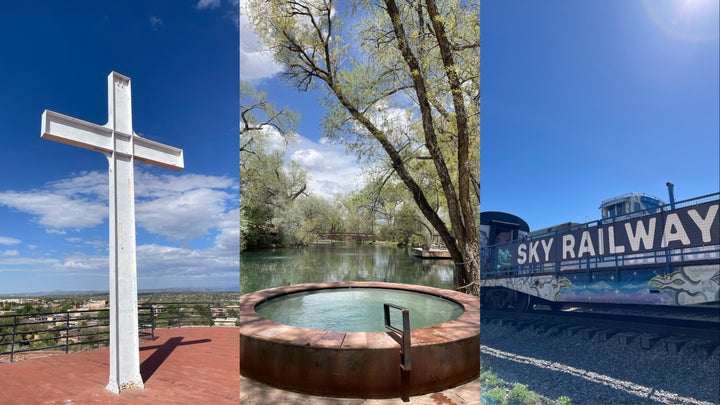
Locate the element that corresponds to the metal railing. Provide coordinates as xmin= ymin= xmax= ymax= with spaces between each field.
xmin=0 ymin=302 xmax=237 ymax=363
xmin=383 ymin=303 xmax=411 ymax=371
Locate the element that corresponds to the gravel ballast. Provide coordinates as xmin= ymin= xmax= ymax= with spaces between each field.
xmin=480 ymin=321 xmax=720 ymax=405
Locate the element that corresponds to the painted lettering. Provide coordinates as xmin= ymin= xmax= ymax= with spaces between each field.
xmin=661 ymin=213 xmax=691 ymax=248
xmin=562 ymin=234 xmax=575 ymax=259
xmin=541 ymin=238 xmax=554 ymax=262
xmin=625 ymin=218 xmax=656 ymax=252
xmin=517 ymin=244 xmax=527 ymax=265
xmin=597 ymin=228 xmax=604 ymax=255
xmin=608 ymin=226 xmax=625 ymax=254
xmin=577 ymin=230 xmax=596 ymax=258
xmin=528 ymin=241 xmax=540 ymax=263
xmin=688 ymin=204 xmax=718 ymax=243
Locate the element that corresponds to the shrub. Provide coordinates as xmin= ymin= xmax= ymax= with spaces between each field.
xmin=483 ymin=387 xmax=507 ymax=405
xmin=556 ymin=395 xmax=572 ymax=405
xmin=481 ymin=368 xmax=502 ymax=389
xmin=507 ymin=382 xmax=541 ymax=405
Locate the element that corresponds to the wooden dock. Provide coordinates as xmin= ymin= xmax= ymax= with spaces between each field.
xmin=410 ymin=247 xmax=452 ymax=259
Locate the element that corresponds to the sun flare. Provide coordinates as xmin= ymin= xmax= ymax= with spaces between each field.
xmin=642 ymin=0 xmax=720 ymax=42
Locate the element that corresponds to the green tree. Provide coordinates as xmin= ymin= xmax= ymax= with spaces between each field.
xmin=339 ymin=189 xmax=380 ymax=235
xmin=352 ymin=174 xmax=428 ymax=243
xmin=240 ymin=81 xmax=299 ymax=152
xmin=240 ymin=81 xmax=302 ymax=250
xmin=279 ymin=195 xmax=342 ymax=245
xmin=247 ymin=0 xmax=480 ymax=293
xmin=192 ymin=304 xmax=212 ymax=325
xmin=240 ymin=126 xmax=310 ymax=249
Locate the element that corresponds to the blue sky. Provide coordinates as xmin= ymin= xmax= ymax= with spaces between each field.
xmin=482 ymin=0 xmax=719 ymax=230
xmin=0 ymin=1 xmax=239 ymax=294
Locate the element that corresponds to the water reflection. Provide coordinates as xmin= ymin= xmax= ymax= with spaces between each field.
xmin=240 ymin=243 xmax=457 ymax=294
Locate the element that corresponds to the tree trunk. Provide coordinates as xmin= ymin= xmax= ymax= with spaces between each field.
xmin=385 ymin=0 xmax=478 ymax=295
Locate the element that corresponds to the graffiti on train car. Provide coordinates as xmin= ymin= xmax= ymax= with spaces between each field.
xmin=509 ymin=200 xmax=718 ymax=266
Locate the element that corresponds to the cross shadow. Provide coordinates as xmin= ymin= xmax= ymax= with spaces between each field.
xmin=140 ymin=336 xmax=212 ymax=382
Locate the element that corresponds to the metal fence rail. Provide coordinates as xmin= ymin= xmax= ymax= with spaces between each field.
xmin=0 ymin=302 xmax=236 ymax=362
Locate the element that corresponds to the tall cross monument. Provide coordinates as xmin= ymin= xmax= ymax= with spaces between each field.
xmin=41 ymin=72 xmax=184 ymax=394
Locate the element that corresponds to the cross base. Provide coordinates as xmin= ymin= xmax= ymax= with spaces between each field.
xmin=107 ymin=379 xmax=145 ymax=395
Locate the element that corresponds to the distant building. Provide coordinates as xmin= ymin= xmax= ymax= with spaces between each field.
xmin=82 ymin=300 xmax=108 ymax=310
xmin=1 ymin=298 xmax=36 ymax=305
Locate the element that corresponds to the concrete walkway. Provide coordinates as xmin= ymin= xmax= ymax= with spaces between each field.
xmin=240 ymin=375 xmax=481 ymax=404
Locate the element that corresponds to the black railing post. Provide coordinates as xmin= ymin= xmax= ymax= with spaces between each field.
xmin=151 ymin=306 xmax=156 ymax=340
xmin=10 ymin=314 xmax=17 ymax=363
xmin=65 ymin=312 xmax=70 ymax=354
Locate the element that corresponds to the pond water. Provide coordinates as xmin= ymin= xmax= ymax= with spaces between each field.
xmin=255 ymin=288 xmax=464 ymax=332
xmin=240 ymin=243 xmax=457 ymax=295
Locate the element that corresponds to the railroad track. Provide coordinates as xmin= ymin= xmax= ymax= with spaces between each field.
xmin=481 ymin=307 xmax=720 ymax=357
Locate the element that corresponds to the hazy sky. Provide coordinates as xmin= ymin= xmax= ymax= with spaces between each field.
xmin=0 ymin=0 xmax=239 ymax=294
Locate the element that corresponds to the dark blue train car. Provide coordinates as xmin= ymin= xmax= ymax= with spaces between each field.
xmin=480 ymin=192 xmax=720 ymax=311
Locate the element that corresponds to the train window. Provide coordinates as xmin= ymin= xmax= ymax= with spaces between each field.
xmin=606 ymin=202 xmax=625 ymax=218
xmin=633 ymin=201 xmax=642 ymax=213
xmin=641 ymin=196 xmax=662 ymax=213
xmin=494 ymin=230 xmax=512 ymax=244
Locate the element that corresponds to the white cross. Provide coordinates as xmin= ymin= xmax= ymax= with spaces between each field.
xmin=41 ymin=72 xmax=184 ymax=394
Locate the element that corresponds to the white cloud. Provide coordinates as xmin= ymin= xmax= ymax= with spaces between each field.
xmin=207 ymin=207 xmax=240 ymax=257
xmin=240 ymin=0 xmax=283 ymax=80
xmin=0 ymin=171 xmax=107 ymax=229
xmin=0 ymin=236 xmax=21 ymax=245
xmin=0 ymin=256 xmax=61 ymax=273
xmin=46 ymin=171 xmax=106 ymax=198
xmin=0 ymin=168 xmax=240 ymax=291
xmin=135 ymin=171 xmax=237 ymax=241
xmin=196 ymin=0 xmax=240 ymax=28
xmin=291 ymin=148 xmax=325 ymax=169
xmin=137 ymin=187 xmax=233 ymax=240
xmin=260 ymin=126 xmax=294 ymax=151
xmin=137 ymin=240 xmax=238 ymax=281
xmin=62 ymin=255 xmax=105 ymax=271
xmin=286 ymin=136 xmax=364 ymax=199
xmin=0 ymin=170 xmax=238 ymax=243
xmin=149 ymin=16 xmax=164 ymax=30
xmin=196 ymin=0 xmax=221 ymax=10
xmin=135 ymin=172 xmax=236 ymax=198
xmin=0 ymin=189 xmax=107 ymax=229
xmin=353 ymin=103 xmax=416 ymax=145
